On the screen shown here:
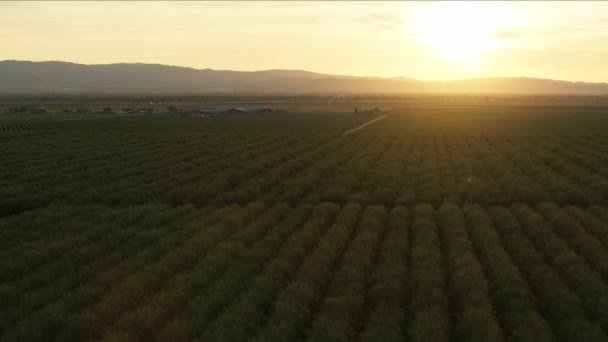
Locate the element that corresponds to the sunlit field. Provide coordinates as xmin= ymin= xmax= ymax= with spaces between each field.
xmin=1 ymin=102 xmax=608 ymax=341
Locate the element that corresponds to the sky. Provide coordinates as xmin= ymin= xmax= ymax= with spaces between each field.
xmin=2 ymin=1 xmax=608 ymax=82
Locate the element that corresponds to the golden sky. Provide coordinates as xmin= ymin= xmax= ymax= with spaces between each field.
xmin=2 ymin=1 xmax=608 ymax=82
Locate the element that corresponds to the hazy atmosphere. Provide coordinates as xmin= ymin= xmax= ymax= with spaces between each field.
xmin=3 ymin=2 xmax=608 ymax=342
xmin=3 ymin=1 xmax=608 ymax=82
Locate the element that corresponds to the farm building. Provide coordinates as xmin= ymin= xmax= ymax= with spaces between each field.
xmin=199 ymin=105 xmax=272 ymax=114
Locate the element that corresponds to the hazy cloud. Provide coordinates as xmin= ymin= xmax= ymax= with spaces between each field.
xmin=492 ymin=24 xmax=599 ymax=41
xmin=355 ymin=13 xmax=407 ymax=30
xmin=492 ymin=29 xmax=526 ymax=40
xmin=593 ymin=16 xmax=608 ymax=23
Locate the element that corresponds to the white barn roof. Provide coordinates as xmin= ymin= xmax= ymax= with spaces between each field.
xmin=199 ymin=105 xmax=267 ymax=113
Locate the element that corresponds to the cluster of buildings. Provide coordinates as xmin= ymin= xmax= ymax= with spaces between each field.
xmin=1 ymin=104 xmax=276 ymax=116
xmin=101 ymin=107 xmax=168 ymax=114
xmin=100 ymin=105 xmax=274 ymax=115
xmin=198 ymin=105 xmax=273 ymax=114
xmin=2 ymin=106 xmax=47 ymax=114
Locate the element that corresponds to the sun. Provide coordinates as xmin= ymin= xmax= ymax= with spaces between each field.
xmin=411 ymin=2 xmax=519 ymax=70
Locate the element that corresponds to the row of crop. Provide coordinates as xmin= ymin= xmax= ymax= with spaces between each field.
xmin=306 ymin=205 xmax=388 ymax=341
xmin=1 ymin=132 xmax=205 ymax=212
xmin=399 ymin=134 xmax=608 ymax=206
xmin=0 ymin=121 xmax=51 ymax=132
xmin=398 ymin=135 xmax=493 ymax=206
xmin=463 ymin=205 xmax=555 ymax=341
xmin=536 ymin=203 xmax=608 ymax=278
xmin=511 ymin=204 xmax=608 ymax=333
xmin=92 ymin=133 xmax=308 ymax=206
xmin=78 ymin=133 xmax=291 ymax=206
xmin=466 ymin=135 xmax=549 ymax=204
xmin=441 ymin=135 xmax=505 ymax=205
xmin=2 ymin=207 xmax=207 ymax=295
xmin=0 ymin=204 xmax=210 ymax=338
xmin=488 ymin=206 xmax=607 ymax=340
xmin=273 ymin=135 xmax=374 ymax=204
xmin=357 ymin=206 xmax=410 ymax=341
xmin=199 ymin=203 xmax=359 ymax=342
xmin=455 ymin=135 xmax=528 ymax=205
xmin=433 ymin=136 xmax=460 ymax=202
xmin=490 ymin=204 xmax=606 ymax=341
xmin=564 ymin=206 xmax=608 ymax=248
xmin=0 ymin=204 xmax=112 ymax=253
xmin=414 ymin=138 xmax=446 ymax=205
xmin=7 ymin=133 xmax=424 ymax=209
xmin=439 ymin=204 xmax=504 ymax=341
xmin=163 ymin=135 xmax=335 ymax=207
xmin=3 ymin=130 xmax=182 ymax=177
xmin=216 ymin=134 xmax=363 ymax=206
xmin=5 ymin=132 xmax=607 ymax=210
xmin=3 ymin=131 xmax=271 ymax=195
xmin=0 ymin=205 xmax=168 ymax=284
xmin=365 ymin=139 xmax=413 ymax=206
xmin=7 ymin=133 xmax=404 ymax=210
xmin=170 ymin=203 xmax=338 ymax=341
xmin=0 ymin=203 xmax=262 ymax=340
xmin=398 ymin=136 xmax=425 ymax=205
xmin=250 ymin=203 xmax=362 ymax=342
xmin=474 ymin=135 xmax=553 ymax=202
xmin=1 ymin=133 xmax=309 ymax=214
xmin=517 ymin=137 xmax=606 ymax=202
xmin=8 ymin=131 xmax=271 ymax=193
xmin=0 ymin=205 xmax=182 ymax=291
xmin=578 ymin=134 xmax=608 ymax=151
xmin=536 ymin=135 xmax=608 ymax=172
xmin=6 ymin=131 xmax=228 ymax=170
xmin=122 ymin=133 xmax=296 ymax=199
xmin=482 ymin=136 xmax=597 ymax=205
xmin=3 ymin=202 xmax=608 ymax=341
xmin=70 ymin=202 xmax=278 ymax=341
xmin=295 ymin=135 xmax=397 ymax=205
xmin=341 ymin=135 xmax=398 ymax=202
xmin=350 ymin=136 xmax=405 ymax=205
xmin=541 ymin=135 xmax=608 ymax=201
xmin=544 ymin=135 xmax=608 ymax=176
xmin=97 ymin=202 xmax=311 ymax=341
xmin=407 ymin=204 xmax=450 ymax=341
xmin=403 ymin=134 xmax=544 ymax=206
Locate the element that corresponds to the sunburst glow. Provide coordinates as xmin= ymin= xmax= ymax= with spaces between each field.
xmin=411 ymin=3 xmax=520 ymax=70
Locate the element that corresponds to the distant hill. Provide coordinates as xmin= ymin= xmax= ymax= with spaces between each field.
xmin=1 ymin=60 xmax=608 ymax=95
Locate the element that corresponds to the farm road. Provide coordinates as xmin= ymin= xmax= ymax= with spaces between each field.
xmin=343 ymin=112 xmax=391 ymax=135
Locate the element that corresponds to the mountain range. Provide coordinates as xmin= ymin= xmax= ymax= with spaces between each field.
xmin=1 ymin=60 xmax=608 ymax=95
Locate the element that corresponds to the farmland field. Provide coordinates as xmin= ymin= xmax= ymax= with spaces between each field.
xmin=2 ymin=104 xmax=608 ymax=341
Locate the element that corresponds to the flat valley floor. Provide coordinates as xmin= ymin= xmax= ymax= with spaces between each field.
xmin=2 ymin=104 xmax=608 ymax=341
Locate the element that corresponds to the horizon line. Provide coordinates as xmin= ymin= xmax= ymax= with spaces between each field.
xmin=3 ymin=59 xmax=607 ymax=85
